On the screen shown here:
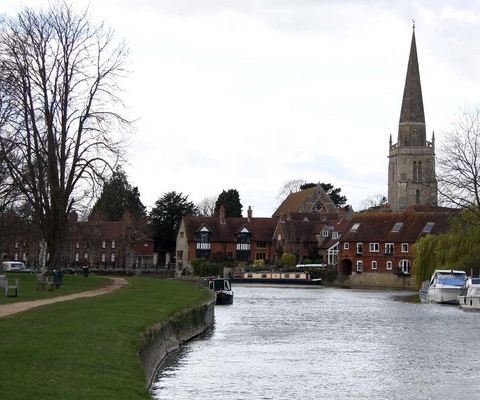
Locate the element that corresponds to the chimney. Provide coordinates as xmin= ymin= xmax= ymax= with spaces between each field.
xmin=219 ymin=204 xmax=226 ymax=225
xmin=247 ymin=206 xmax=252 ymax=223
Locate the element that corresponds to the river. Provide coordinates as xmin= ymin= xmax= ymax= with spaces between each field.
xmin=151 ymin=285 xmax=480 ymax=400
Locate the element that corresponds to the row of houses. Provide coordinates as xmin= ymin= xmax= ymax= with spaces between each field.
xmin=175 ymin=183 xmax=455 ymax=288
xmin=2 ymin=211 xmax=155 ymax=271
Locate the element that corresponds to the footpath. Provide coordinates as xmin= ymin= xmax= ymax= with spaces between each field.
xmin=0 ymin=277 xmax=128 ymax=319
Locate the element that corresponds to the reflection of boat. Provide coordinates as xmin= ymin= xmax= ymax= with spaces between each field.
xmin=427 ymin=270 xmax=467 ymax=304
xmin=458 ymin=278 xmax=480 ymax=309
xmin=419 ymin=280 xmax=430 ymax=302
xmin=207 ymin=278 xmax=234 ymax=305
xmin=231 ymin=271 xmax=322 ymax=285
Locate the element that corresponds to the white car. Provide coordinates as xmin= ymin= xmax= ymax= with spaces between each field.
xmin=3 ymin=261 xmax=26 ymax=272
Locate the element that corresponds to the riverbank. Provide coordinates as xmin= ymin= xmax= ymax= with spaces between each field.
xmin=0 ymin=277 xmax=213 ymax=400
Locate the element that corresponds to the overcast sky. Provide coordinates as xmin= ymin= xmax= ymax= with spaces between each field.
xmin=3 ymin=0 xmax=480 ymax=216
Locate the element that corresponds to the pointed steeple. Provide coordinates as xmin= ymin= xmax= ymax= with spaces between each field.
xmin=398 ymin=25 xmax=426 ymax=146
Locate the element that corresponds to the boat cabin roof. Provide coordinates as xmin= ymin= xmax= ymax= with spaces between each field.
xmin=434 ymin=270 xmax=466 ymax=275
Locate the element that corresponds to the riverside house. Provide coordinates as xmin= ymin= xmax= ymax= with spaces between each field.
xmin=175 ymin=205 xmax=277 ymax=276
xmin=337 ymin=206 xmax=455 ymax=288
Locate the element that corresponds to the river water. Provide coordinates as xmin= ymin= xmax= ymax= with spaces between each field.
xmin=151 ymin=285 xmax=480 ymax=400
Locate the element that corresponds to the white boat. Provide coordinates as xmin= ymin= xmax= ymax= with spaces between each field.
xmin=426 ymin=270 xmax=467 ymax=304
xmin=458 ymin=278 xmax=480 ymax=309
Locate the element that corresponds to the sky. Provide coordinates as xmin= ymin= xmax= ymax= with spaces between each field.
xmin=3 ymin=0 xmax=480 ymax=217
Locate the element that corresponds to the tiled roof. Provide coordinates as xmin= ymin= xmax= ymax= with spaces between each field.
xmin=340 ymin=211 xmax=455 ymax=243
xmin=182 ymin=216 xmax=277 ymax=242
xmin=272 ymin=188 xmax=316 ymax=217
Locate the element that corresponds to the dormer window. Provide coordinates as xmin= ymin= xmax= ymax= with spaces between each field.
xmin=322 ymin=229 xmax=329 ymax=237
xmin=350 ymin=223 xmax=360 ymax=232
xmin=423 ymin=222 xmax=434 ymax=233
xmin=236 ymin=227 xmax=251 ymax=261
xmin=196 ymin=225 xmax=212 ymax=259
xmin=332 ymin=232 xmax=339 ymax=240
xmin=391 ymin=222 xmax=403 ymax=232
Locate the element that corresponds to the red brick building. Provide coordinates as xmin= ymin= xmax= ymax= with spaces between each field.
xmin=175 ymin=206 xmax=277 ymax=276
xmin=2 ymin=211 xmax=154 ymax=271
xmin=338 ymin=207 xmax=455 ymax=288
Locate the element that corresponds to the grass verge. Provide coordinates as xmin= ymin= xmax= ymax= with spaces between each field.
xmin=0 ymin=273 xmax=111 ymax=304
xmin=0 ymin=277 xmax=212 ymax=400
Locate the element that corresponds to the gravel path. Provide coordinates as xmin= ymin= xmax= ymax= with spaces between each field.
xmin=0 ymin=277 xmax=129 ymax=319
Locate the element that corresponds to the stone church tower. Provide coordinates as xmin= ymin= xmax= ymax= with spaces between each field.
xmin=388 ymin=27 xmax=437 ymax=211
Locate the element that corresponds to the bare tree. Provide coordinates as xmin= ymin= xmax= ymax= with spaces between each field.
xmin=277 ymin=179 xmax=307 ymax=205
xmin=196 ymin=196 xmax=216 ymax=217
xmin=437 ymin=107 xmax=480 ymax=219
xmin=359 ymin=193 xmax=388 ymax=211
xmin=0 ymin=3 xmax=130 ymax=271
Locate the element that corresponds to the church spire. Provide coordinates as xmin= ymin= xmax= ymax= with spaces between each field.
xmin=398 ymin=25 xmax=426 ymax=146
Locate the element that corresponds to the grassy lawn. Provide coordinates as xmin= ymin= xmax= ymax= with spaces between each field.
xmin=0 ymin=273 xmax=111 ymax=304
xmin=0 ymin=277 xmax=212 ymax=400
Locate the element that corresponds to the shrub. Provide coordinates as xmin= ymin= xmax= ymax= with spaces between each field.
xmin=253 ymin=259 xmax=265 ymax=267
xmin=281 ymin=252 xmax=296 ymax=268
xmin=306 ymin=267 xmax=337 ymax=283
xmin=191 ymin=258 xmax=225 ymax=277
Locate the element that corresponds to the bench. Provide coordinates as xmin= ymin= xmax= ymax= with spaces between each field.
xmin=0 ymin=274 xmax=20 ymax=297
xmin=36 ymin=273 xmax=54 ymax=291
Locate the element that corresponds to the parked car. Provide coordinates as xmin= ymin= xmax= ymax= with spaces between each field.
xmin=2 ymin=261 xmax=26 ymax=272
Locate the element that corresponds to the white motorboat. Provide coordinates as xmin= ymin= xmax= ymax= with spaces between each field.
xmin=426 ymin=270 xmax=467 ymax=304
xmin=458 ymin=278 xmax=480 ymax=309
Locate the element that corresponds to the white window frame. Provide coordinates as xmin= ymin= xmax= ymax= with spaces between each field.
xmin=102 ymin=240 xmax=106 ymax=249
xmin=356 ymin=243 xmax=363 ymax=254
xmin=327 ymin=243 xmax=339 ymax=265
xmin=344 ymin=242 xmax=349 ymax=250
xmin=399 ymin=259 xmax=411 ymax=274
xmin=101 ymin=252 xmax=106 ymax=262
xmin=111 ymin=240 xmax=116 ymax=249
xmin=84 ymin=252 xmax=88 ymax=260
xmin=369 ymin=243 xmax=379 ymax=252
xmin=322 ymin=230 xmax=329 ymax=237
xmin=371 ymin=260 xmax=377 ymax=270
xmin=110 ymin=253 xmax=115 ymax=262
xmin=75 ymin=241 xmax=80 ymax=249
xmin=332 ymin=232 xmax=339 ymax=239
xmin=401 ymin=243 xmax=409 ymax=253
xmin=14 ymin=252 xmax=18 ymax=261
xmin=385 ymin=243 xmax=394 ymax=254
xmin=75 ymin=252 xmax=79 ymax=262
xmin=386 ymin=261 xmax=392 ymax=270
xmin=356 ymin=260 xmax=363 ymax=272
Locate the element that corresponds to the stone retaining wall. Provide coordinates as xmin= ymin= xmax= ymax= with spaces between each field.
xmin=341 ymin=272 xmax=415 ymax=289
xmin=139 ymin=297 xmax=215 ymax=388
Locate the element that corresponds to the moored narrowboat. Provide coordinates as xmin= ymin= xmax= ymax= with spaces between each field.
xmin=207 ymin=278 xmax=234 ymax=305
xmin=231 ymin=271 xmax=322 ymax=285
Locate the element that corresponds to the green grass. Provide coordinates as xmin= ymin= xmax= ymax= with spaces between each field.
xmin=0 ymin=273 xmax=111 ymax=304
xmin=0 ymin=277 xmax=212 ymax=399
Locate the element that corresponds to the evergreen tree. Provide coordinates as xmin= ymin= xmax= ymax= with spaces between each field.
xmin=91 ymin=169 xmax=146 ymax=221
xmin=150 ymin=191 xmax=198 ymax=252
xmin=214 ymin=189 xmax=243 ymax=217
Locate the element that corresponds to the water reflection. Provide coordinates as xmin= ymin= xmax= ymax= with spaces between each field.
xmin=151 ymin=285 xmax=480 ymax=400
